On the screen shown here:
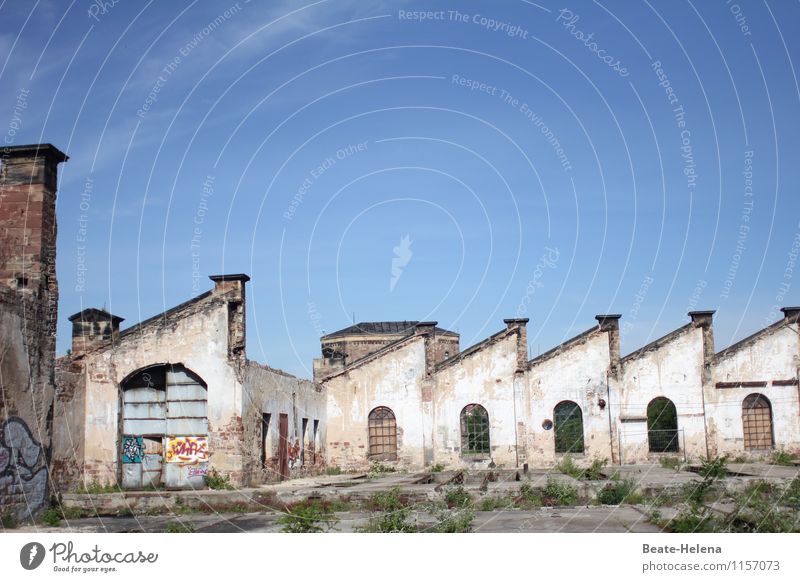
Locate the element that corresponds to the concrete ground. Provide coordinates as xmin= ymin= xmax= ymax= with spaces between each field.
xmin=13 ymin=462 xmax=797 ymax=534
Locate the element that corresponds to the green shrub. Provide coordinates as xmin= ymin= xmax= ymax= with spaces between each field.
xmin=542 ymin=477 xmax=578 ymax=505
xmin=40 ymin=508 xmax=62 ymax=527
xmin=667 ymin=507 xmax=717 ymax=533
xmin=205 ymin=468 xmax=234 ymax=490
xmin=597 ymin=478 xmax=640 ymax=505
xmin=478 ymin=496 xmax=512 ymax=511
xmin=699 ymin=455 xmax=729 ymax=479
xmin=771 ymin=450 xmax=796 ymax=466
xmin=444 ymin=485 xmax=472 ymax=508
xmin=681 ymin=478 xmax=717 ymax=506
xmin=432 ymin=507 xmax=475 ymax=533
xmin=75 ymin=480 xmax=123 ymax=495
xmin=659 ymin=456 xmax=682 ymax=471
xmin=165 ymin=521 xmax=196 ymax=533
xmin=556 ymin=456 xmax=607 ymax=480
xmin=429 ymin=464 xmax=445 ymax=473
xmin=516 ymin=483 xmax=542 ymax=508
xmin=555 ymin=455 xmax=583 ymax=479
xmin=278 ymin=499 xmax=337 ymax=533
xmin=582 ymin=459 xmax=608 ymax=481
xmin=360 ymin=488 xmax=416 ymax=532
xmin=367 ymin=462 xmax=396 ymax=479
xmin=0 ymin=512 xmax=18 ymax=529
xmin=325 ymin=466 xmax=343 ymax=475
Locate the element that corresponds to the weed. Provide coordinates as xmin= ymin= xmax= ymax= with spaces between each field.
xmin=582 ymin=458 xmax=608 ymax=481
xmin=324 ymin=466 xmax=343 ymax=475
xmin=542 ymin=477 xmax=578 ymax=506
xmin=555 ymin=455 xmax=583 ymax=479
xmin=516 ymin=483 xmax=543 ymax=508
xmin=659 ymin=456 xmax=682 ymax=471
xmin=431 ymin=507 xmax=475 ymax=533
xmin=165 ymin=521 xmax=195 ymax=533
xmin=429 ymin=464 xmax=445 ymax=473
xmin=40 ymin=508 xmax=62 ymax=527
xmin=771 ymin=450 xmax=797 ymax=466
xmin=278 ymin=499 xmax=338 ymax=533
xmin=1 ymin=512 xmax=18 ymax=529
xmin=698 ymin=455 xmax=729 ymax=479
xmin=597 ymin=478 xmax=640 ymax=505
xmin=478 ymin=496 xmax=512 ymax=511
xmin=74 ymin=480 xmax=123 ymax=495
xmin=667 ymin=506 xmax=717 ymax=533
xmin=681 ymin=478 xmax=717 ymax=506
xmin=205 ymin=468 xmax=234 ymax=490
xmin=367 ymin=462 xmax=397 ymax=479
xmin=360 ymin=488 xmax=416 ymax=532
xmin=444 ymin=485 xmax=472 ymax=509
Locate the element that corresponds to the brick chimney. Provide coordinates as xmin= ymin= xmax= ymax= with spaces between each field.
xmin=68 ymin=308 xmax=124 ymax=356
xmin=781 ymin=306 xmax=800 ymax=325
xmin=689 ymin=310 xmax=716 ymax=368
xmin=504 ymin=318 xmax=529 ymax=372
xmin=415 ymin=321 xmax=437 ymax=375
xmin=595 ymin=314 xmax=622 ymax=373
xmin=209 ymin=274 xmax=250 ymax=366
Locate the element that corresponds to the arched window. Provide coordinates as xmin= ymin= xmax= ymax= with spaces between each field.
xmin=742 ymin=394 xmax=773 ymax=450
xmin=368 ymin=406 xmax=397 ymax=461
xmin=646 ymin=397 xmax=679 ymax=453
xmin=554 ymin=401 xmax=584 ymax=454
xmin=460 ymin=404 xmax=490 ymax=456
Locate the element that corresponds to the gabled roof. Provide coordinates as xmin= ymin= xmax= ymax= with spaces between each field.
xmin=321 ymin=321 xmax=458 ymax=340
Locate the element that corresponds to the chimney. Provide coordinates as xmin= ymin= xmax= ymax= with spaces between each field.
xmin=504 ymin=318 xmax=529 ymax=372
xmin=68 ymin=308 xmax=124 ymax=356
xmin=0 ymin=144 xmax=68 ymax=294
xmin=414 ymin=322 xmax=438 ymax=375
xmin=595 ymin=314 xmax=622 ymax=373
xmin=209 ymin=274 xmax=250 ymax=365
xmin=781 ymin=306 xmax=800 ymax=325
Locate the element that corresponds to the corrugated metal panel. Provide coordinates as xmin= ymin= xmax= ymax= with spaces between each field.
xmin=123 ymin=418 xmax=166 ymax=435
xmin=166 ymin=384 xmax=206 ymax=401
xmin=166 ymin=401 xmax=207 ymax=418
xmin=124 ymin=387 xmax=166 ymax=403
xmin=167 ymin=418 xmax=208 ymax=435
xmin=124 ymin=402 xmax=166 ymax=419
xmin=166 ymin=369 xmax=201 ymax=385
xmin=164 ymin=462 xmax=207 ymax=489
xmin=122 ymin=463 xmax=142 ymax=489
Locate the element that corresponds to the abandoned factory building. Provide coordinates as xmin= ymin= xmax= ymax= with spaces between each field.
xmin=2 ymin=142 xmax=800 ymax=520
xmin=319 ymin=310 xmax=800 ymax=471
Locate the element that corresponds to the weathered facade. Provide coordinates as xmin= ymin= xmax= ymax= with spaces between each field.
xmin=53 ymin=274 xmax=325 ymax=491
xmin=0 ymin=145 xmax=67 ymax=520
xmin=321 ymin=309 xmax=800 ymax=471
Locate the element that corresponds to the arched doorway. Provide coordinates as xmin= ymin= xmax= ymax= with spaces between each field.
xmin=368 ymin=406 xmax=397 ymax=461
xmin=460 ymin=404 xmax=490 ymax=458
xmin=646 ymin=397 xmax=679 ymax=453
xmin=121 ymin=364 xmax=207 ymax=489
xmin=742 ymin=394 xmax=773 ymax=451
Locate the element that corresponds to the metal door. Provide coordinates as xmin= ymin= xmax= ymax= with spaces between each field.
xmin=278 ymin=414 xmax=289 ymax=480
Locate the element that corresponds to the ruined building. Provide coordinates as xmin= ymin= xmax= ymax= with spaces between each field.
xmin=319 ymin=310 xmax=800 ymax=470
xmin=0 ymin=144 xmax=67 ymax=519
xmin=53 ymin=274 xmax=325 ymax=490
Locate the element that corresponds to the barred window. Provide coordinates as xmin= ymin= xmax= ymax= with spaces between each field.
xmin=647 ymin=397 xmax=679 ymax=453
xmin=742 ymin=394 xmax=773 ymax=451
xmin=554 ymin=401 xmax=584 ymax=454
xmin=368 ymin=406 xmax=397 ymax=461
xmin=460 ymin=404 xmax=490 ymax=456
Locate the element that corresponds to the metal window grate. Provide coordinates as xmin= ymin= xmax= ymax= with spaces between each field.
xmin=460 ymin=404 xmax=490 ymax=455
xmin=742 ymin=394 xmax=773 ymax=450
xmin=647 ymin=397 xmax=679 ymax=453
xmin=554 ymin=401 xmax=584 ymax=454
xmin=368 ymin=406 xmax=397 ymax=461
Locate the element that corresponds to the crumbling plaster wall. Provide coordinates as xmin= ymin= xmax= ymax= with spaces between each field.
xmin=69 ymin=295 xmax=243 ymax=486
xmin=242 ymin=362 xmax=325 ymax=483
xmin=526 ymin=330 xmax=614 ymax=467
xmin=617 ymin=325 xmax=708 ymax=463
xmin=433 ymin=332 xmax=520 ymax=469
xmin=325 ymin=337 xmax=426 ymax=469
xmin=709 ymin=323 xmax=800 ymax=456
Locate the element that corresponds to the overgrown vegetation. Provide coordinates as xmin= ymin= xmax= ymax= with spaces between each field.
xmin=73 ymin=480 xmax=123 ymax=495
xmin=431 ymin=507 xmax=475 ymax=533
xmin=324 ymin=466 xmax=343 ymax=475
xmin=555 ymin=456 xmax=607 ymax=480
xmin=0 ymin=512 xmax=18 ymax=529
xmin=360 ymin=487 xmax=416 ymax=532
xmin=771 ymin=450 xmax=797 ymax=466
xmin=597 ymin=476 xmax=641 ymax=505
xmin=205 ymin=468 xmax=234 ymax=490
xmin=516 ymin=483 xmax=543 ymax=508
xmin=278 ymin=499 xmax=338 ymax=533
xmin=659 ymin=456 xmax=682 ymax=471
xmin=698 ymin=455 xmax=729 ymax=479
xmin=542 ymin=477 xmax=578 ymax=506
xmin=40 ymin=508 xmax=63 ymax=526
xmin=165 ymin=521 xmax=196 ymax=533
xmin=429 ymin=464 xmax=445 ymax=473
xmin=444 ymin=485 xmax=472 ymax=509
xmin=367 ymin=462 xmax=396 ymax=479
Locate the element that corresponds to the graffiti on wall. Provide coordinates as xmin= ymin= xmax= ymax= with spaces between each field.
xmin=165 ymin=436 xmax=208 ymax=464
xmin=121 ymin=436 xmax=144 ymax=463
xmin=0 ymin=417 xmax=48 ymax=518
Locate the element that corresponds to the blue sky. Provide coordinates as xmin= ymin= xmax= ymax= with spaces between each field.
xmin=2 ymin=0 xmax=798 ymax=376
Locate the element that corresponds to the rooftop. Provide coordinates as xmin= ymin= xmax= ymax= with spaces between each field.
xmin=321 ymin=321 xmax=458 ymax=340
